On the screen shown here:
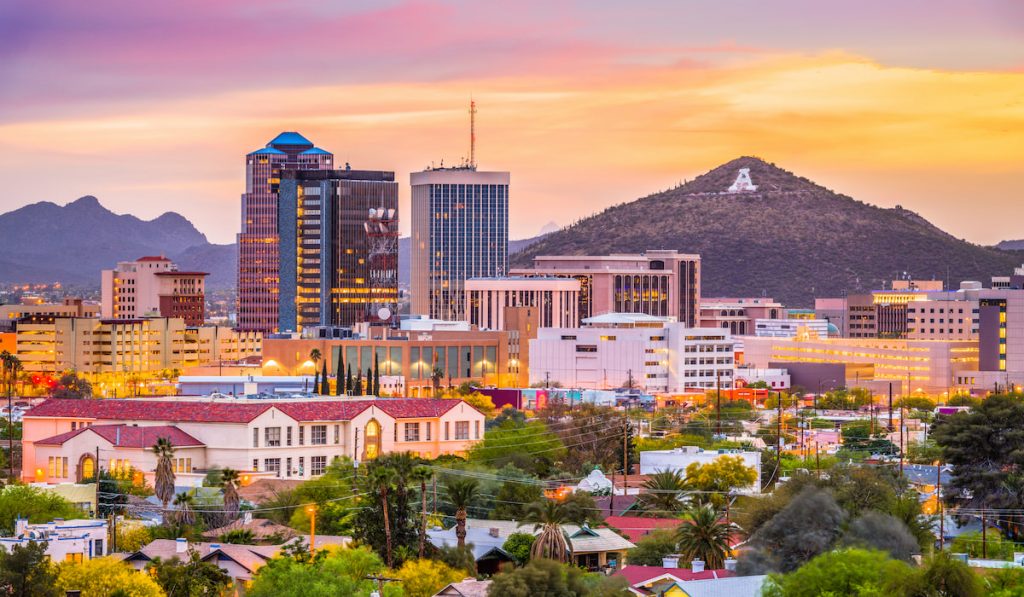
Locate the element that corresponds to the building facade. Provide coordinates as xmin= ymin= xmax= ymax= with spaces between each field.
xmin=277 ymin=168 xmax=399 ymax=332
xmin=465 ymin=277 xmax=580 ymax=330
xmin=238 ymin=133 xmax=333 ymax=333
xmin=529 ymin=313 xmax=735 ymax=393
xmin=101 ymin=256 xmax=207 ymax=325
xmin=0 ymin=518 xmax=108 ymax=562
xmin=511 ymin=251 xmax=701 ymax=326
xmin=23 ymin=397 xmax=486 ymax=484
xmin=753 ymin=318 xmax=830 ymax=339
xmin=0 ymin=298 xmax=98 ymax=332
xmin=698 ymin=298 xmax=784 ymax=336
xmin=410 ymin=168 xmax=510 ymax=321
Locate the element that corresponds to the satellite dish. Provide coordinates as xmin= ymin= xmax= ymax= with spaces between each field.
xmin=377 ymin=307 xmax=392 ymax=321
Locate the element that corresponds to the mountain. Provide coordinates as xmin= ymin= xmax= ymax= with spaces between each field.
xmin=397 ymin=233 xmax=549 ymax=287
xmin=997 ymin=239 xmax=1024 ymax=251
xmin=512 ymin=157 xmax=1021 ymax=307
xmin=0 ymin=196 xmax=237 ymax=288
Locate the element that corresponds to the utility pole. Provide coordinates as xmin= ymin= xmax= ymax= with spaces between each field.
xmin=899 ymin=401 xmax=905 ymax=478
xmin=983 ymin=510 xmax=988 ymax=559
xmin=622 ymin=412 xmax=630 ymax=497
xmin=776 ymin=391 xmax=783 ymax=455
xmin=888 ymin=382 xmax=894 ymax=431
xmin=715 ymin=369 xmax=722 ymax=436
xmin=94 ymin=446 xmax=100 ymax=516
xmin=936 ymin=462 xmax=944 ymax=550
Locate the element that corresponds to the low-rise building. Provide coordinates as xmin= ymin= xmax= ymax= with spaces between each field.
xmin=101 ymin=256 xmax=207 ymax=325
xmin=22 ymin=397 xmax=486 ymax=484
xmin=465 ymin=276 xmax=580 ymax=330
xmin=0 ymin=298 xmax=98 ymax=332
xmin=639 ymin=447 xmax=761 ymax=493
xmin=698 ymin=297 xmax=784 ymax=336
xmin=753 ymin=318 xmax=830 ymax=339
xmin=0 ymin=517 xmax=108 ymax=562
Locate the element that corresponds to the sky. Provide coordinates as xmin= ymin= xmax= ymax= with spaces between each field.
xmin=0 ymin=0 xmax=1022 ymax=245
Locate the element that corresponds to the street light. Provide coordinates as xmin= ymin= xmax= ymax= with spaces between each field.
xmin=307 ymin=505 xmax=317 ymax=552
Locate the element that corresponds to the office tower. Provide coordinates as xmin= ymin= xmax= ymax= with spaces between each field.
xmin=410 ymin=167 xmax=510 ymax=321
xmin=277 ymin=168 xmax=399 ymax=332
xmin=237 ymin=132 xmax=333 ymax=332
xmin=100 ymin=256 xmax=207 ymax=325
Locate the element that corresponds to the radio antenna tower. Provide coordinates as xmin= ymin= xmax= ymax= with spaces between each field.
xmin=469 ymin=98 xmax=477 ymax=169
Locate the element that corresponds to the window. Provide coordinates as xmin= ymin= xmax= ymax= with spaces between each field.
xmin=404 ymin=422 xmax=420 ymax=442
xmin=576 ymin=345 xmax=598 ymax=353
xmin=286 ymin=458 xmax=292 ymax=477
xmin=93 ymin=539 xmax=103 ymax=557
xmin=298 ymin=426 xmax=305 ymax=446
xmin=65 ymin=553 xmax=83 ymax=563
xmin=172 ymin=458 xmax=192 ymax=474
xmin=474 ymin=420 xmax=480 ymax=439
xmin=287 ymin=427 xmax=293 ymax=446
xmin=265 ymin=427 xmax=281 ymax=447
xmin=311 ymin=456 xmax=327 ymax=476
xmin=253 ymin=459 xmax=259 ymax=471
xmin=253 ymin=427 xmax=259 ymax=448
xmin=444 ymin=422 xmax=450 ymax=441
xmin=425 ymin=422 xmax=431 ymax=441
xmin=311 ymin=425 xmax=327 ymax=445
xmin=455 ymin=421 xmax=470 ymax=440
xmin=334 ymin=425 xmax=340 ymax=444
xmin=264 ymin=458 xmax=281 ymax=476
xmin=298 ymin=457 xmax=304 ymax=475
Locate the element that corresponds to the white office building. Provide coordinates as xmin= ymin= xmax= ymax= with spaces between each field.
xmin=754 ymin=318 xmax=830 ymax=339
xmin=529 ymin=313 xmax=735 ymax=393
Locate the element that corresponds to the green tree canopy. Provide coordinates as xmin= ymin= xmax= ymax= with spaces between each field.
xmin=0 ymin=485 xmax=82 ymax=534
xmin=763 ymin=548 xmax=911 ymax=597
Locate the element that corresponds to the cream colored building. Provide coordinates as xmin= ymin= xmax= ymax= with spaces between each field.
xmin=23 ymin=397 xmax=486 ymax=485
xmin=465 ymin=276 xmax=580 ymax=331
xmin=0 ymin=298 xmax=98 ymax=332
xmin=101 ymin=256 xmax=207 ymax=325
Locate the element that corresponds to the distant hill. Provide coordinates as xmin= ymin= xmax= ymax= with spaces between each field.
xmin=0 ymin=196 xmax=236 ymax=289
xmin=397 ymin=233 xmax=549 ymax=287
xmin=512 ymin=157 xmax=1021 ymax=306
xmin=997 ymin=239 xmax=1024 ymax=252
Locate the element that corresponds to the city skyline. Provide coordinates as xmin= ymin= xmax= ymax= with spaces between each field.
xmin=1 ymin=0 xmax=1022 ymax=245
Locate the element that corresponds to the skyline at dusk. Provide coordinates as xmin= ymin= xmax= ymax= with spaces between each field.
xmin=2 ymin=0 xmax=1022 ymax=244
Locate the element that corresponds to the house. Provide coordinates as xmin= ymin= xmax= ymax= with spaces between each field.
xmin=0 ymin=518 xmax=108 ymax=563
xmin=433 ymin=578 xmax=493 ymax=596
xmin=23 ymin=397 xmax=486 ymax=485
xmin=426 ymin=518 xmax=636 ymax=573
xmin=203 ymin=517 xmax=298 ymax=542
xmin=603 ymin=516 xmax=681 ymax=544
xmin=615 ymin=563 xmax=766 ymax=597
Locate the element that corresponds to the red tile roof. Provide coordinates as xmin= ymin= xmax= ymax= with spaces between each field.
xmin=36 ymin=424 xmax=204 ymax=448
xmin=154 ymin=271 xmax=208 ymax=276
xmin=603 ymin=516 xmax=681 ymax=543
xmin=614 ymin=565 xmax=734 ymax=586
xmin=26 ymin=398 xmax=470 ymax=425
xmin=136 ymin=256 xmax=171 ymax=262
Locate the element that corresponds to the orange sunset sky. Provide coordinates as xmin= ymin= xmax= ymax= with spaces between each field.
xmin=0 ymin=0 xmax=1022 ymax=244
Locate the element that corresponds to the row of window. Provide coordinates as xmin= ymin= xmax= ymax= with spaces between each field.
xmin=255 ymin=425 xmax=337 ymax=448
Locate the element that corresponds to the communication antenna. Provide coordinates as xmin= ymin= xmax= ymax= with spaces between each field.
xmin=469 ymin=98 xmax=477 ymax=169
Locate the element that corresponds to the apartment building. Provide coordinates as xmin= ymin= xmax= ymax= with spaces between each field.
xmin=465 ymin=276 xmax=580 ymax=330
xmin=698 ymin=297 xmax=784 ymax=336
xmin=101 ymin=256 xmax=207 ymax=325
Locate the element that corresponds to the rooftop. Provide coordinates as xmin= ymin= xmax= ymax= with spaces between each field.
xmin=250 ymin=147 xmax=286 ymax=156
xmin=268 ymin=132 xmax=313 ymax=147
xmin=36 ymin=424 xmax=204 ymax=448
xmin=300 ymin=147 xmax=331 ymax=155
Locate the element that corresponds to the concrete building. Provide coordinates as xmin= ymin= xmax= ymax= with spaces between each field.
xmin=465 ymin=276 xmax=580 ymax=330
xmin=261 ymin=324 xmax=525 ymax=393
xmin=101 ymin=256 xmax=207 ymax=325
xmin=22 ymin=397 xmax=487 ymax=484
xmin=741 ymin=335 xmax=978 ymax=395
xmin=277 ymin=168 xmax=399 ymax=332
xmin=238 ymin=132 xmax=334 ymax=333
xmin=0 ymin=298 xmax=98 ymax=332
xmin=639 ymin=446 xmax=761 ymax=493
xmin=410 ymin=167 xmax=510 ymax=321
xmin=906 ymin=282 xmax=982 ymax=341
xmin=0 ymin=518 xmax=108 ymax=562
xmin=529 ymin=313 xmax=735 ymax=393
xmin=511 ymin=250 xmax=701 ymax=326
xmin=814 ymin=298 xmax=847 ymax=336
xmin=951 ymin=289 xmax=1024 ymax=392
xmin=698 ymin=298 xmax=784 ymax=336
xmin=734 ymin=366 xmax=791 ymax=390
xmin=14 ymin=317 xmax=261 ymax=390
xmin=753 ymin=318 xmax=830 ymax=339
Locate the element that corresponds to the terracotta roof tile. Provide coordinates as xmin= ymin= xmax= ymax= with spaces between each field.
xmin=36 ymin=424 xmax=203 ymax=448
xmin=614 ymin=565 xmax=735 ymax=586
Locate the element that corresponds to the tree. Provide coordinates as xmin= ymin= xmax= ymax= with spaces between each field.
xmin=841 ymin=511 xmax=919 ymax=561
xmin=52 ymin=371 xmax=92 ymax=399
xmin=493 ymin=476 xmax=545 ymax=521
xmin=334 ymin=352 xmax=344 ymax=396
xmin=444 ymin=477 xmax=480 ymax=550
xmin=373 ymin=352 xmax=381 ymax=397
xmin=467 ymin=419 xmax=564 ymax=476
xmin=637 ymin=469 xmax=689 ymax=516
xmin=0 ymin=540 xmax=59 ymax=597
xmin=393 ymin=558 xmax=466 ymax=597
xmin=628 ymin=529 xmax=679 ymax=566
xmin=676 ymin=504 xmax=736 ymax=570
xmin=684 ymin=455 xmax=757 ymax=508
xmin=1 ymin=351 xmax=20 ymax=479
xmin=523 ymin=499 xmax=571 ymax=563
xmin=153 ymin=436 xmax=176 ymax=512
xmin=248 ymin=544 xmax=389 ymax=597
xmin=320 ymin=362 xmax=329 ymax=396
xmin=220 ymin=468 xmax=241 ymax=519
xmin=352 ymin=455 xmax=419 ymax=568
xmin=0 ymin=485 xmax=82 ymax=534
xmin=368 ymin=466 xmax=397 ymax=567
xmin=345 ymin=363 xmax=353 ymax=395
xmin=431 ymin=366 xmax=444 ymax=398
xmin=173 ymin=491 xmax=196 ymax=527
xmin=744 ymin=486 xmax=846 ymax=573
xmin=354 ymin=370 xmax=363 ymax=396
xmin=763 ymin=548 xmax=911 ymax=597
xmin=503 ymin=533 xmax=536 ymax=566
xmin=951 ymin=530 xmax=1017 ymax=561
xmin=410 ymin=465 xmax=432 ymax=559
xmin=147 ymin=548 xmax=232 ymax=597
xmin=310 ymin=349 xmax=322 ymax=392
xmin=888 ymin=550 xmax=983 ymax=597
xmin=115 ymin=523 xmax=153 ymax=553
xmin=57 ymin=556 xmax=163 ymax=597
xmin=219 ymin=529 xmax=256 ymax=545
xmin=488 ymin=558 xmax=629 ymax=597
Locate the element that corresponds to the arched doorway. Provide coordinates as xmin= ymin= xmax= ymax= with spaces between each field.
xmin=363 ymin=419 xmax=381 ymax=460
xmin=78 ymin=454 xmax=95 ymax=482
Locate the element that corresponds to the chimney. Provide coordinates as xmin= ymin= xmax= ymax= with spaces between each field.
xmin=724 ymin=558 xmax=737 ymax=571
xmin=175 ymin=538 xmax=188 ymax=553
xmin=489 ymin=528 xmax=500 ymax=538
xmin=210 ymin=543 xmax=221 ymax=550
xmin=661 ymin=555 xmax=679 ymax=569
xmin=691 ymin=559 xmax=705 ymax=573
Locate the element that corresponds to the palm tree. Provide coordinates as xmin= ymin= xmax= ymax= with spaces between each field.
xmin=368 ymin=466 xmax=397 ymax=567
xmin=444 ymin=477 xmax=480 ymax=550
xmin=410 ymin=466 xmax=433 ymax=558
xmin=152 ymin=437 xmax=176 ymax=512
xmin=221 ymin=468 xmax=241 ymax=519
xmin=675 ymin=504 xmax=735 ymax=570
xmin=309 ymin=349 xmax=322 ymax=393
xmin=523 ymin=499 xmax=571 ymax=562
xmin=638 ymin=469 xmax=689 ymax=516
xmin=0 ymin=352 xmax=21 ymax=479
xmin=173 ymin=491 xmax=195 ymax=526
xmin=431 ymin=367 xmax=444 ymax=398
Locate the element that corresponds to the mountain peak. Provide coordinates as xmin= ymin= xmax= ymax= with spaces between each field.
xmin=673 ymin=156 xmax=823 ymax=196
xmin=67 ymin=195 xmax=105 ymax=210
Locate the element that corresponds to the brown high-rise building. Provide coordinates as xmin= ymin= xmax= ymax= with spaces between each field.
xmin=237 ymin=133 xmax=333 ymax=332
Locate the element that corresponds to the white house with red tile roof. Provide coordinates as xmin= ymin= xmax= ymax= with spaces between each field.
xmin=22 ymin=397 xmax=486 ymax=485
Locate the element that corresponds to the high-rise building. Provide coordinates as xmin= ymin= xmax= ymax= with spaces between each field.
xmin=410 ymin=168 xmax=510 ymax=321
xmin=237 ymin=133 xmax=333 ymax=332
xmin=277 ymin=168 xmax=399 ymax=332
xmin=101 ymin=256 xmax=207 ymax=325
